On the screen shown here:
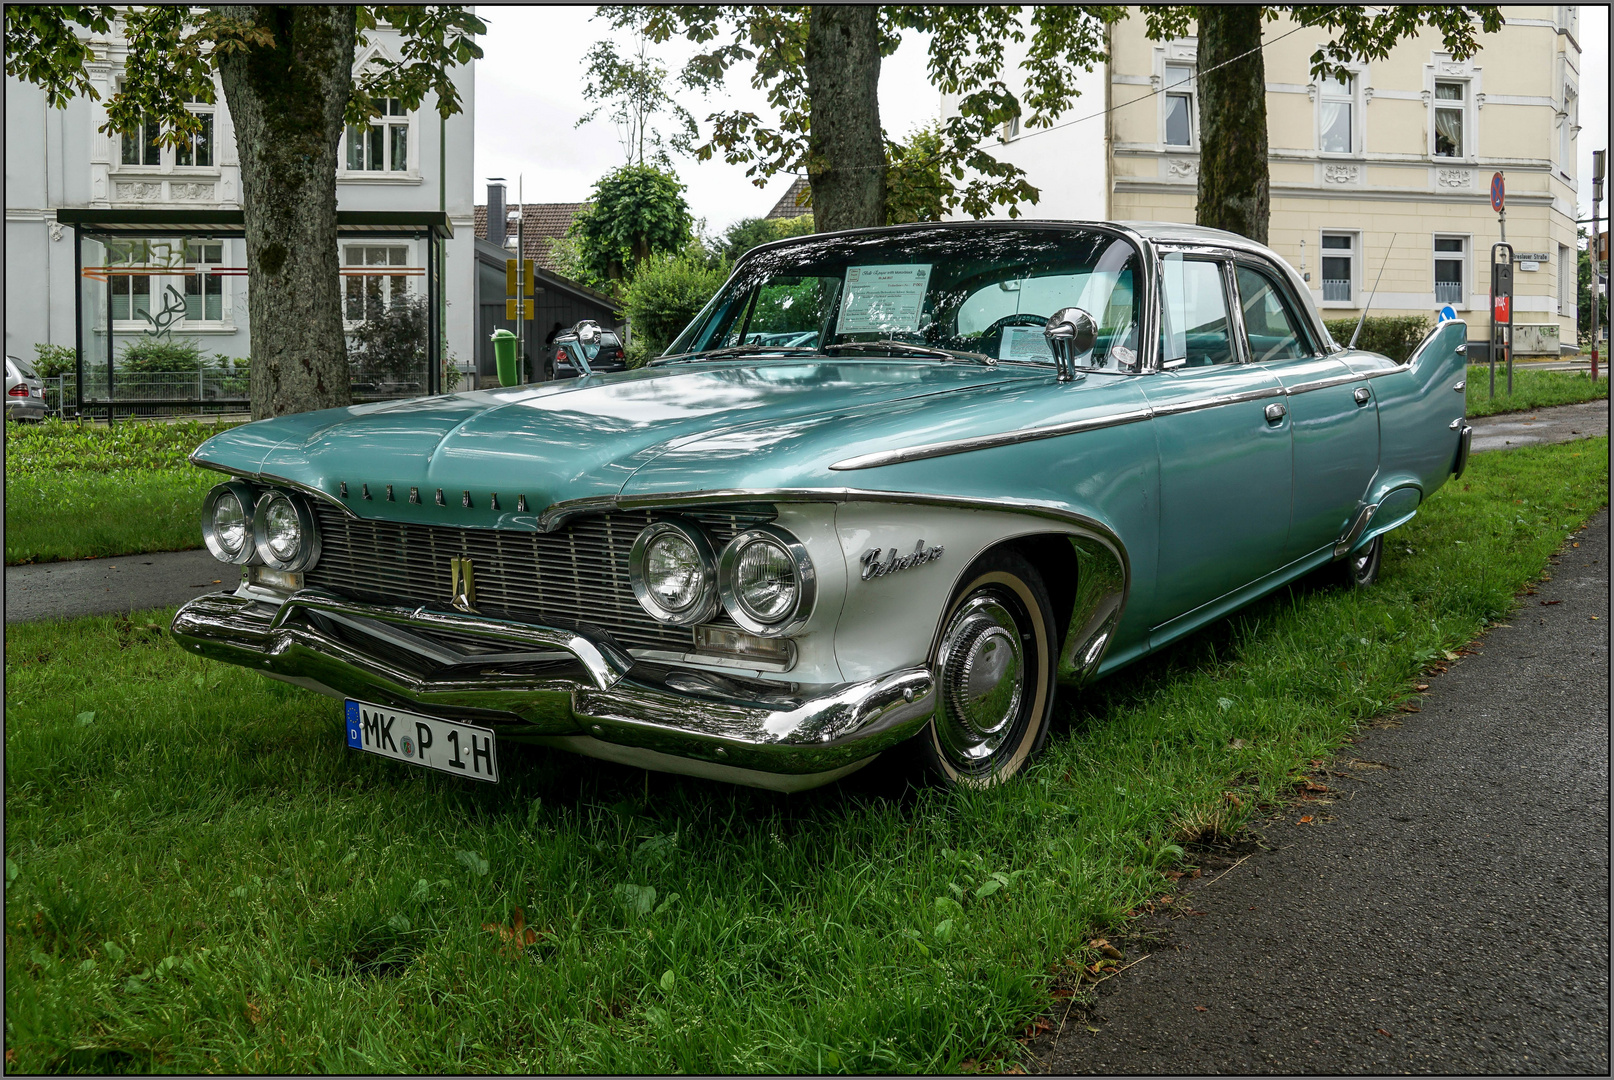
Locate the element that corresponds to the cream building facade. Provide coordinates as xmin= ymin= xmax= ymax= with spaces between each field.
xmin=949 ymin=6 xmax=1583 ymax=354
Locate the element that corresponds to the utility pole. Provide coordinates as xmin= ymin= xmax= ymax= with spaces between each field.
xmin=1592 ymin=149 xmax=1604 ymax=382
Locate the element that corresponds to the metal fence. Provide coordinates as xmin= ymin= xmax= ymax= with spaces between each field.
xmin=45 ymin=369 xmax=431 ymax=419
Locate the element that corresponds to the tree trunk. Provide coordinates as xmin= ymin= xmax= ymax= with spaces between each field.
xmin=804 ymin=6 xmax=885 ymax=232
xmin=215 ymin=5 xmax=356 ymax=419
xmin=1194 ymin=6 xmax=1268 ymax=244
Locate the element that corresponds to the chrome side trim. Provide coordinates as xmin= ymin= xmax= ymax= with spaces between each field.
xmin=1283 ymin=372 xmax=1363 ymax=395
xmin=1333 ymin=501 xmax=1379 ymax=558
xmin=1453 ymin=423 xmax=1474 ymax=479
xmin=828 ymin=408 xmax=1153 ymax=471
xmin=1149 ymin=384 xmax=1285 ymax=416
xmin=1360 ymin=363 xmax=1411 ymax=379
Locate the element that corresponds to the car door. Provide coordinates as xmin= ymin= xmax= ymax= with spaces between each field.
xmin=1141 ymin=254 xmax=1293 ymax=633
xmin=1233 ymin=262 xmax=1379 ymax=561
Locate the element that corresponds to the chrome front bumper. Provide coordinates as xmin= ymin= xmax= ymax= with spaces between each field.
xmin=170 ymin=588 xmax=936 ymax=792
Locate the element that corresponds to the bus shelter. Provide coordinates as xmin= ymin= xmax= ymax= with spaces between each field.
xmin=56 ymin=208 xmax=453 ymax=420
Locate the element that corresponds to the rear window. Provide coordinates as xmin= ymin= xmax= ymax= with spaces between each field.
xmin=9 ymin=355 xmax=38 ymax=379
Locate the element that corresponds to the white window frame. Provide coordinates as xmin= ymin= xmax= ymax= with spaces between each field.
xmin=1432 ymin=233 xmax=1471 ymax=311
xmin=1431 ymin=78 xmax=1471 ymax=161
xmin=338 ymin=96 xmax=419 ymax=180
xmin=1160 ymin=61 xmax=1199 ymax=150
xmin=342 ymin=243 xmax=418 ymax=327
xmin=112 ymin=85 xmax=221 ymax=176
xmin=1316 ymin=69 xmax=1363 ymax=157
xmin=106 ymin=238 xmax=233 ymax=334
xmin=1559 ymin=244 xmax=1573 ymax=317
xmin=1318 ymin=230 xmax=1359 ymax=308
xmin=1559 ymin=83 xmax=1577 ymax=180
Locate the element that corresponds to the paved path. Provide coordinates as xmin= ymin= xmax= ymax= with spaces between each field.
xmin=1470 ymin=399 xmax=1609 ymax=454
xmin=1036 ymin=510 xmax=1609 ymax=1075
xmin=4 ymin=548 xmax=230 ymax=623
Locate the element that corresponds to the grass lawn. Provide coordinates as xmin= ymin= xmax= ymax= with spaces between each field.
xmin=1465 ymin=365 xmax=1607 ymax=418
xmin=4 ymin=437 xmax=1608 ymax=1074
xmin=5 ymin=419 xmax=236 ymax=565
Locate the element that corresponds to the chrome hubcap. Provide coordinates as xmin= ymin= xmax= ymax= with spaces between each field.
xmin=936 ymin=595 xmax=1026 ymax=765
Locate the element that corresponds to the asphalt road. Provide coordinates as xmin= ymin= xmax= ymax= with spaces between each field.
xmin=1470 ymin=399 xmax=1609 ymax=454
xmin=1035 ymin=510 xmax=1610 ymax=1074
xmin=4 ymin=548 xmax=230 ymax=623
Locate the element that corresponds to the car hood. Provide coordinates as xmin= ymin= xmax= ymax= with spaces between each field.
xmin=192 ymin=360 xmax=1082 ymax=527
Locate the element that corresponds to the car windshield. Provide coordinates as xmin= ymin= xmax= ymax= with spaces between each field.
xmin=662 ymin=225 xmax=1142 ymax=370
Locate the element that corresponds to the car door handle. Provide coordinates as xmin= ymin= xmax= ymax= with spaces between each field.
xmin=1353 ymin=387 xmax=1371 ymax=406
xmin=1264 ymin=402 xmax=1287 ymax=423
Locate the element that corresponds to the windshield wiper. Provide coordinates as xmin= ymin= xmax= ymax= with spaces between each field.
xmin=655 ymin=344 xmax=822 ymax=364
xmin=822 ymin=341 xmax=995 ymax=366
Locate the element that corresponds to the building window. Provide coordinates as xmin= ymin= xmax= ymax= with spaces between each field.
xmin=345 ymin=98 xmax=410 ymax=173
xmin=1163 ymin=63 xmax=1196 ymax=147
xmin=184 ymin=241 xmax=224 ymax=322
xmin=1321 ymin=233 xmax=1354 ymax=302
xmin=1560 ymin=86 xmax=1577 ymax=175
xmin=1559 ymin=244 xmax=1572 ymax=315
xmin=343 ymin=245 xmax=411 ymax=321
xmin=999 ymin=113 xmax=1019 ymax=142
xmin=176 ymin=96 xmax=214 ymax=167
xmin=1319 ymin=73 xmax=1355 ymax=154
xmin=1434 ymin=236 xmax=1466 ymax=307
xmin=121 ymin=117 xmax=161 ymax=167
xmin=1434 ymin=81 xmax=1465 ymax=157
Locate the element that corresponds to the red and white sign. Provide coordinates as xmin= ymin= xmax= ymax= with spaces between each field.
xmin=1493 ymin=295 xmax=1510 ymax=323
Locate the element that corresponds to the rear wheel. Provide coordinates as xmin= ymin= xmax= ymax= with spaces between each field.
xmin=915 ymin=550 xmax=1058 ymax=788
xmin=1335 ymin=534 xmax=1382 ymax=589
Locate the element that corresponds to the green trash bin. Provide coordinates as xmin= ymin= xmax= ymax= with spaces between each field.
xmin=491 ymin=329 xmax=521 ymax=387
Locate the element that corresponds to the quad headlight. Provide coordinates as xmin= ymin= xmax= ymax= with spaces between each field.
xmin=201 ymin=481 xmax=260 ymax=565
xmin=251 ymin=490 xmax=320 ymax=572
xmin=717 ymin=525 xmax=815 ymax=637
xmin=629 ymin=519 xmax=719 ymax=625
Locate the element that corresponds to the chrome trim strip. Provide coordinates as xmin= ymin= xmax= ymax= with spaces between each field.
xmin=1333 ymin=501 xmax=1379 ymax=558
xmin=827 ymin=408 xmax=1153 ymax=471
xmin=1149 ymin=384 xmax=1285 ymax=416
xmin=1283 ymin=372 xmax=1363 ymax=395
xmin=188 ymin=458 xmax=362 ymax=519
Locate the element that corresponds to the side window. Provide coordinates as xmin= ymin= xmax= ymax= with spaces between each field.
xmin=1161 ymin=256 xmax=1234 ymax=368
xmin=1235 ymin=265 xmax=1310 ymax=362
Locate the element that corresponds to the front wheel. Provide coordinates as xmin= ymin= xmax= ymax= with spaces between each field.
xmin=915 ymin=550 xmax=1058 ymax=788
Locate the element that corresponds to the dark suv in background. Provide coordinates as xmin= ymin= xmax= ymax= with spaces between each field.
xmin=551 ymin=326 xmax=628 ymax=379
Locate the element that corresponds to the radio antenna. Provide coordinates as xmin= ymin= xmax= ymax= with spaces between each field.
xmin=1348 ymin=234 xmax=1396 ymax=349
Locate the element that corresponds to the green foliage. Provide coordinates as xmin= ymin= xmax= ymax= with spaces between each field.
xmin=348 ymin=294 xmax=428 ymax=390
xmin=620 ymin=251 xmax=730 ymax=356
xmin=612 ymin=6 xmax=1123 ymax=221
xmin=718 ymin=214 xmax=815 ymax=264
xmin=1465 ymin=365 xmax=1609 ymax=418
xmin=1 ymin=438 xmax=1605 ymax=1071
xmin=1 ymin=4 xmax=117 ymax=108
xmin=885 ymin=121 xmax=952 ymax=224
xmin=5 ymin=469 xmax=218 ymax=564
xmin=32 ymin=343 xmax=77 ymax=379
xmin=4 ymin=416 xmax=237 ymax=479
xmin=116 ymin=337 xmax=206 ymax=374
xmin=1578 ymin=230 xmax=1609 ymax=348
xmin=575 ymin=34 xmax=697 ymax=166
xmin=569 ymin=164 xmax=694 ymax=288
xmin=1322 ymin=315 xmax=1432 ymax=363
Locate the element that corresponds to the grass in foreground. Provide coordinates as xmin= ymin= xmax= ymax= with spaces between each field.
xmin=1465 ymin=364 xmax=1607 ymax=418
xmin=4 ymin=419 xmax=236 ymax=564
xmin=4 ymin=438 xmax=1607 ymax=1074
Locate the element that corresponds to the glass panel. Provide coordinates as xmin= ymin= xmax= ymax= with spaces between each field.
xmin=185 ymin=275 xmax=203 ymax=320
xmin=346 ymin=126 xmax=365 ymax=171
xmin=122 ymin=129 xmax=139 ymax=165
xmin=366 ymin=247 xmax=387 ymax=266
xmin=1435 ymin=108 xmax=1463 ymax=157
xmin=206 ymin=275 xmax=222 ymax=321
xmin=1434 ymin=259 xmax=1463 ymax=284
xmin=367 ymin=125 xmax=384 ymax=170
xmin=1164 ymin=64 xmax=1193 ymax=90
xmin=1235 ymin=266 xmax=1308 ymax=361
xmin=1435 ymin=81 xmax=1463 ymax=100
xmin=143 ymin=119 xmax=161 ymax=166
xmin=344 ymin=245 xmax=362 ymax=266
xmin=1321 ymin=256 xmax=1351 ymax=300
xmin=1325 ymin=73 xmax=1353 ymax=97
xmin=193 ymin=112 xmax=212 ymax=166
xmin=346 ymin=277 xmax=364 ymax=320
xmin=111 ymin=276 xmax=130 ymax=321
xmin=389 ymin=123 xmax=407 ymax=171
xmin=388 ymin=248 xmax=407 ymax=266
xmin=1320 ymin=100 xmax=1351 ymax=153
xmin=1435 ymin=237 xmax=1464 ymax=253
xmin=82 ymin=237 xmax=109 ymax=403
xmin=1164 ymin=94 xmax=1192 ymax=146
xmin=388 ymin=97 xmax=405 ymax=116
xmin=1321 ymin=234 xmax=1351 ymax=250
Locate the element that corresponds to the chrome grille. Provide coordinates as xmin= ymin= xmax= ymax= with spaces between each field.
xmin=303 ymin=506 xmax=761 ymax=652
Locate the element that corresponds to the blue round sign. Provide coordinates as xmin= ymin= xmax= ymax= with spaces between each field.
xmin=1438 ymin=305 xmax=1458 ymax=323
xmin=1490 ymin=172 xmax=1505 ymax=212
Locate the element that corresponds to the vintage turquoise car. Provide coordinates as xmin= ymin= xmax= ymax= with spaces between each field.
xmin=172 ymin=221 xmax=1472 ymax=792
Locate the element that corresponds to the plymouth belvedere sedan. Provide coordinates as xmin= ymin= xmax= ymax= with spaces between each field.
xmin=172 ymin=221 xmax=1472 ymax=791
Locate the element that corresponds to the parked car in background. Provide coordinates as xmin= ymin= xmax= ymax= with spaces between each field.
xmin=172 ymin=221 xmax=1470 ymax=795
xmin=5 ymin=353 xmax=47 ymax=422
xmin=551 ymin=322 xmax=627 ymax=379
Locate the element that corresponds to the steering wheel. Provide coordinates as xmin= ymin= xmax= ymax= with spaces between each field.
xmin=978 ymin=312 xmax=1049 ymax=356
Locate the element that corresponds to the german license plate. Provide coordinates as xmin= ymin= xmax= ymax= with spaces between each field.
xmin=345 ymin=700 xmax=498 ymax=783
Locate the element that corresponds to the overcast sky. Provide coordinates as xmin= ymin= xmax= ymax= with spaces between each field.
xmin=475 ymin=6 xmax=1609 ymax=234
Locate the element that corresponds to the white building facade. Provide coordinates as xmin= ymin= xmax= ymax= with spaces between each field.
xmin=4 ymin=19 xmax=476 ymax=373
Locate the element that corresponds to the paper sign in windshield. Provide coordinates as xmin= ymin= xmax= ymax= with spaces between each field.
xmin=837 ymin=264 xmax=932 ymax=335
xmin=999 ymin=325 xmax=1053 ymax=361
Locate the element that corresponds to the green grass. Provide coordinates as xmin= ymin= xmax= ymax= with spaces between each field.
xmin=5 ymin=469 xmax=217 ymax=565
xmin=4 ymin=438 xmax=1607 ymax=1074
xmin=1465 ymin=364 xmax=1607 ymax=418
xmin=4 ymin=419 xmax=237 ymax=565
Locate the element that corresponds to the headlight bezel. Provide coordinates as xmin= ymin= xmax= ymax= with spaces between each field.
xmin=201 ymin=480 xmax=261 ymax=565
xmin=251 ymin=489 xmax=321 ymax=572
xmin=628 ymin=518 xmax=720 ymax=625
xmin=718 ymin=524 xmax=816 ymax=637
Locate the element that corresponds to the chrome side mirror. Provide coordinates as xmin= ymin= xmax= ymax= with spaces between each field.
xmin=1044 ymin=307 xmax=1097 ymax=382
xmin=573 ymin=320 xmax=602 ymax=347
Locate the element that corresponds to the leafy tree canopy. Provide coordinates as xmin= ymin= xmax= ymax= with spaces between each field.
xmin=605 ymin=5 xmax=1123 ymax=221
xmin=576 ymin=34 xmax=697 ymax=166
xmin=568 ymin=163 xmax=695 ymax=288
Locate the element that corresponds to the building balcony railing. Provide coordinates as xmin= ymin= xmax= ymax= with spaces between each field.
xmin=1322 ymin=279 xmax=1352 ymax=302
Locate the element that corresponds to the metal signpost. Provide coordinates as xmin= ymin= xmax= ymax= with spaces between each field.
xmin=1488 ymin=172 xmax=1512 ymax=399
xmin=1593 ymin=150 xmax=1604 ymax=383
